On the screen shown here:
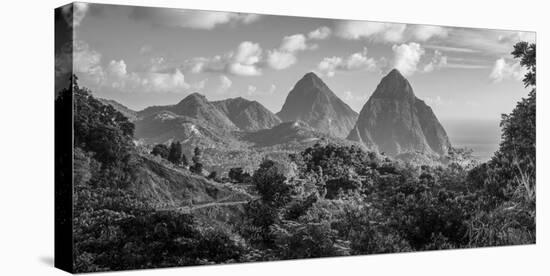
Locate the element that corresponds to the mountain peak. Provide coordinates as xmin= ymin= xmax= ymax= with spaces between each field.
xmin=277 ymin=73 xmax=358 ymax=138
xmin=212 ymin=97 xmax=282 ymax=131
xmin=371 ymin=68 xmax=415 ymax=100
xmin=387 ymin=68 xmax=404 ymax=78
xmin=303 ymin=71 xmax=320 ymax=79
xmin=185 ymin=92 xmax=207 ymax=100
xmin=177 ymin=93 xmax=208 ymax=106
xmin=296 ymin=72 xmax=324 ymax=88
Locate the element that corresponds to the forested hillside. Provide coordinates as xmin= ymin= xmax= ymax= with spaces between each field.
xmin=63 ymin=41 xmax=535 ymax=272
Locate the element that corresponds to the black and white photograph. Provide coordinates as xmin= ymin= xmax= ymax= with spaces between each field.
xmin=2 ymin=0 xmax=547 ymax=275
xmin=52 ymin=2 xmax=538 ymax=273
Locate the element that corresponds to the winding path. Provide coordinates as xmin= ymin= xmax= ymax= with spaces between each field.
xmin=159 ymin=200 xmax=250 ymax=213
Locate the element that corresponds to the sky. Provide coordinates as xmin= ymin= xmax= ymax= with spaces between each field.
xmin=57 ymin=2 xmax=535 ymax=124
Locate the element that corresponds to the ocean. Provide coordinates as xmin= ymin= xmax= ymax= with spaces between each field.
xmin=441 ymin=119 xmax=502 ymax=162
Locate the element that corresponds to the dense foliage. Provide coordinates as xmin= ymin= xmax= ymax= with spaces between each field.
xmin=190 ymin=146 xmax=204 ymax=174
xmin=68 ymin=80 xmax=245 ymax=272
xmin=67 ymin=41 xmax=535 ymax=272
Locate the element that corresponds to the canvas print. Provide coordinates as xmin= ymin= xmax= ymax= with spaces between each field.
xmin=55 ymin=2 xmax=536 ymax=273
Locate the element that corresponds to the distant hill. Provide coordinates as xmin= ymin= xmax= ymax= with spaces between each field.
xmin=243 ymin=120 xmax=340 ymax=148
xmin=138 ymin=93 xmax=238 ymax=131
xmin=134 ymin=110 xmax=242 ymax=149
xmin=347 ymin=69 xmax=451 ymax=156
xmin=134 ymin=93 xmax=283 ymax=145
xmin=212 ymin=97 xmax=281 ymax=131
xmin=277 ymin=72 xmax=358 ymax=138
xmin=98 ymin=98 xmax=138 ymax=122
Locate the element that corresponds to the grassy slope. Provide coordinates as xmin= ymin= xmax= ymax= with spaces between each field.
xmin=130 ymin=155 xmax=252 ymax=208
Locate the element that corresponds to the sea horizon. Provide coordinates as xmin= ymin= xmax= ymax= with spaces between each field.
xmin=442 ymin=118 xmax=501 ymax=162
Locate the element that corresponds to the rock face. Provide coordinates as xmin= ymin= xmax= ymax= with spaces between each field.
xmin=277 ymin=72 xmax=358 ymax=138
xmin=347 ymin=69 xmax=451 ymax=156
xmin=212 ymin=97 xmax=281 ymax=131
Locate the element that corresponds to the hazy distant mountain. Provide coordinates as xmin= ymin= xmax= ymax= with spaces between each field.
xmin=277 ymin=72 xmax=358 ymax=138
xmin=134 ymin=110 xmax=240 ymax=147
xmin=347 ymin=69 xmax=451 ymax=156
xmin=243 ymin=120 xmax=329 ymax=147
xmin=98 ymin=98 xmax=138 ymax=122
xmin=212 ymin=97 xmax=282 ymax=131
xmin=138 ymin=93 xmax=238 ymax=131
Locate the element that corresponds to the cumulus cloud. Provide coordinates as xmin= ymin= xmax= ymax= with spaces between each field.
xmin=104 ymin=62 xmax=191 ymax=92
xmin=280 ymin=34 xmax=309 ymax=52
xmin=336 ymin=21 xmax=450 ymax=44
xmin=186 ymin=32 xmax=319 ymax=74
xmin=266 ymin=33 xmax=317 ymax=70
xmin=229 ymin=42 xmax=263 ymax=75
xmin=336 ymin=21 xmax=407 ymax=43
xmin=489 ymin=58 xmax=526 ymax=82
xmin=498 ymin=31 xmax=536 ymax=44
xmin=308 ymin=26 xmax=332 ymax=40
xmin=129 ymin=7 xmax=261 ymax=30
xmin=424 ymin=45 xmax=479 ymax=53
xmin=317 ymin=47 xmax=378 ymax=77
xmin=216 ymin=75 xmax=232 ymax=93
xmin=141 ymin=70 xmax=189 ymax=92
xmin=70 ymin=41 xmax=104 ymax=83
xmin=246 ymin=85 xmax=257 ymax=96
xmin=61 ymin=2 xmax=89 ymax=27
xmin=107 ymin=60 xmax=128 ymax=78
xmin=412 ymin=25 xmax=448 ymax=41
xmin=246 ymin=84 xmax=277 ymax=96
xmin=267 ymin=50 xmax=297 ymax=70
xmin=392 ymin=42 xmax=425 ymax=76
xmin=424 ymin=96 xmax=444 ymax=107
xmin=422 ymin=50 xmax=448 ymax=73
xmin=55 ymin=40 xmax=101 ymax=91
xmin=184 ymin=41 xmax=263 ymax=76
xmin=65 ymin=41 xmax=205 ymax=93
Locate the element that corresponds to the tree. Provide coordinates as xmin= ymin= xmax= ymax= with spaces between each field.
xmin=167 ymin=141 xmax=183 ymax=165
xmin=207 ymin=171 xmax=218 ymax=181
xmin=72 ymin=77 xmax=134 ymax=165
xmin=511 ymin=41 xmax=536 ymax=88
xmin=190 ymin=147 xmax=203 ymax=174
xmin=253 ymin=159 xmax=293 ymax=207
xmin=151 ymin=144 xmax=169 ymax=159
xmin=465 ymin=42 xmax=537 ymax=247
xmin=497 ymin=41 xmax=536 ymax=200
xmin=228 ymin=167 xmax=250 ymax=183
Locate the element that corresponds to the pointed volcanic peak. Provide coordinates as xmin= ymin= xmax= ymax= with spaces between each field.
xmin=370 ymin=69 xmax=416 ymax=101
xmin=138 ymin=92 xmax=237 ymax=131
xmin=212 ymin=97 xmax=282 ymax=131
xmin=277 ymin=72 xmax=358 ymax=138
xmin=347 ymin=69 xmax=451 ymax=157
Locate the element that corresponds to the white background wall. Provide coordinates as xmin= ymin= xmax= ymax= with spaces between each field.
xmin=0 ymin=0 xmax=547 ymax=275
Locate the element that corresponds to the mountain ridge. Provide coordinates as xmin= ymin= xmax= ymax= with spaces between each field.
xmin=212 ymin=97 xmax=282 ymax=131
